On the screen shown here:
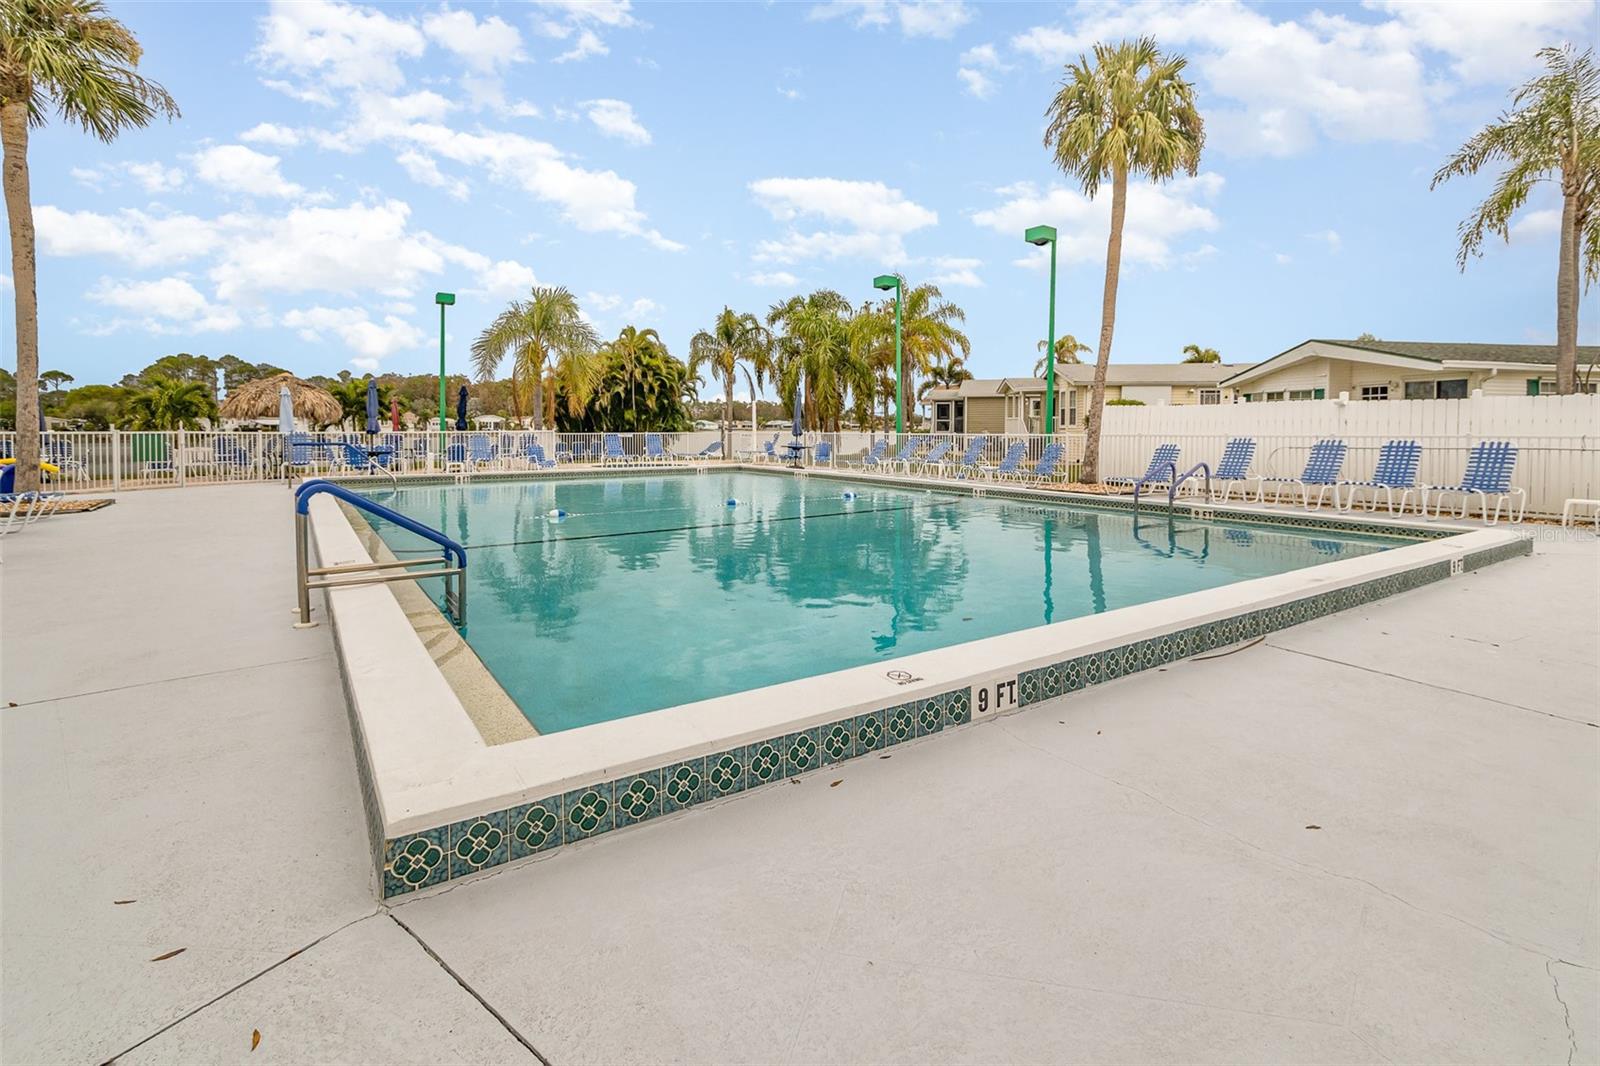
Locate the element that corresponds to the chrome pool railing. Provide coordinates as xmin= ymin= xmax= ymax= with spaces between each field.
xmin=293 ymin=479 xmax=466 ymax=629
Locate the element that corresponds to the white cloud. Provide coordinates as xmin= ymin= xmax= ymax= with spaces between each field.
xmin=749 ymin=177 xmax=937 ymax=264
xmin=88 ymin=276 xmax=242 ymax=334
xmin=972 ymin=175 xmax=1224 ymax=270
xmin=1010 ymin=0 xmax=1588 ymax=157
xmin=809 ymin=1 xmax=972 ymax=38
xmin=1510 ymin=208 xmax=1560 ymax=243
xmin=747 ymin=271 xmax=800 ymax=287
xmin=777 ymin=86 xmax=803 ymax=101
xmin=927 ymin=256 xmax=983 ymax=287
xmin=396 ymin=149 xmax=470 ymax=200
xmin=957 ymin=67 xmax=995 ymax=99
xmin=422 ymin=8 xmax=523 ymax=72
xmin=960 ymin=43 xmax=1002 ymax=67
xmin=536 ymin=0 xmax=637 ymax=29
xmin=192 ymin=145 xmax=306 ymax=199
xmin=35 ymin=206 xmax=222 ymax=267
xmin=241 ymin=122 xmax=302 ymax=148
xmin=255 ymin=0 xmax=425 ymax=96
xmin=584 ymin=99 xmax=651 ymax=146
xmin=70 ymin=160 xmax=185 ymax=194
xmin=1307 ymin=228 xmax=1342 ymax=253
xmin=1274 ymin=252 xmax=1293 ymax=265
xmin=281 ymin=305 xmax=426 ymax=366
xmin=555 ymin=29 xmax=607 ymax=63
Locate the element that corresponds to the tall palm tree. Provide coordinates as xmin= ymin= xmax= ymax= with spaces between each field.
xmin=471 ymin=286 xmax=599 ymax=429
xmin=602 ymin=325 xmax=671 ymax=429
xmin=767 ymin=289 xmax=864 ymax=431
xmin=1433 ymin=45 xmax=1598 ymax=394
xmin=848 ymin=300 xmax=896 ymax=432
xmin=542 ymin=346 xmax=600 ymax=426
xmin=917 ymin=355 xmax=973 ymax=419
xmin=688 ymin=307 xmax=771 ymax=454
xmin=897 ymin=282 xmax=970 ymax=427
xmin=2 ymin=0 xmax=177 ymax=491
xmin=1181 ymin=344 xmax=1221 ymax=363
xmin=1034 ymin=333 xmax=1091 ymax=376
xmin=1045 ymin=36 xmax=1203 ymax=482
xmin=122 ymin=377 xmax=215 ymax=430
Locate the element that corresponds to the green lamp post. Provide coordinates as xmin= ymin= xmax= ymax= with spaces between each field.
xmin=873 ymin=274 xmax=903 ymax=436
xmin=1024 ymin=225 xmax=1058 ymax=440
xmin=435 ymin=291 xmax=455 ymax=455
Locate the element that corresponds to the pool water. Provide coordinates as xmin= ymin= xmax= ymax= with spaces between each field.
xmin=359 ymin=472 xmax=1408 ymax=733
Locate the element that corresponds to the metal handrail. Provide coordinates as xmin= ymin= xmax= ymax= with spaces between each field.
xmin=1167 ymin=461 xmax=1212 ymax=505
xmin=1132 ymin=462 xmax=1179 ymax=507
xmin=293 ymin=479 xmax=466 ymax=628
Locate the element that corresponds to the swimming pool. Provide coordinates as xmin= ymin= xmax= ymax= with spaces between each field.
xmin=358 ymin=471 xmax=1409 ymax=733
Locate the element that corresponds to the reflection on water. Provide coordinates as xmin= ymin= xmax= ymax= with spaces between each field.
xmin=362 ymin=474 xmax=1402 ymax=733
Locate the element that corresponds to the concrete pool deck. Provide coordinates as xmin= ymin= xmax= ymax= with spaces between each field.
xmin=2 ymin=482 xmax=1596 ymax=1064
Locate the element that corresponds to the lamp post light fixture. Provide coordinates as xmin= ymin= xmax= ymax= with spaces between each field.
xmin=873 ymin=274 xmax=904 ymax=436
xmin=435 ymin=291 xmax=455 ymax=455
xmin=1024 ymin=225 xmax=1058 ymax=440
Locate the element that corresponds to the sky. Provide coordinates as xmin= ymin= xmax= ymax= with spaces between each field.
xmin=10 ymin=0 xmax=1598 ymax=395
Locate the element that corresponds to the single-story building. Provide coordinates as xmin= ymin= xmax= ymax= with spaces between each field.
xmin=925 ymin=362 xmax=1252 ymax=434
xmin=1222 ymin=339 xmax=1600 ymax=401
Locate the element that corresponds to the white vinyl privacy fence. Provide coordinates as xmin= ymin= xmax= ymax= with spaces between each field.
xmin=4 ymin=394 xmax=1594 ymax=517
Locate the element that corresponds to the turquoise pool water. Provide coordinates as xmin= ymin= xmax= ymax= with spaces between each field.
xmin=359 ymin=472 xmax=1409 ymax=733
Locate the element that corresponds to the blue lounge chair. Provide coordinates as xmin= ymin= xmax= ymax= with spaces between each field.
xmin=643 ymin=433 xmax=669 ymax=465
xmin=0 ymin=464 xmax=64 ymax=532
xmin=686 ymin=440 xmax=722 ymax=462
xmin=1106 ymin=444 xmax=1181 ymax=496
xmin=445 ymin=438 xmax=468 ymax=471
xmin=1209 ymin=438 xmax=1258 ymax=503
xmin=983 ymin=440 xmax=1028 ymax=480
xmin=948 ymin=435 xmax=989 ymax=478
xmin=853 ymin=440 xmax=889 ymax=470
xmin=213 ymin=438 xmax=255 ymax=474
xmin=887 ymin=436 xmax=925 ymax=474
xmin=1337 ymin=440 xmax=1421 ymax=515
xmin=522 ymin=439 xmax=558 ymax=469
xmin=813 ymin=440 xmax=833 ymax=466
xmin=602 ymin=433 xmax=627 ymax=465
xmin=1258 ymin=439 xmax=1347 ymax=509
xmin=468 ymin=434 xmax=497 ymax=469
xmin=1423 ymin=441 xmax=1524 ymax=523
xmin=1026 ymin=441 xmax=1067 ymax=484
xmin=916 ymin=440 xmax=953 ymax=475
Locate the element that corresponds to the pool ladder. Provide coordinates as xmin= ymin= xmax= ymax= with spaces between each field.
xmin=293 ymin=479 xmax=466 ymax=629
xmin=1132 ymin=462 xmax=1212 ymax=508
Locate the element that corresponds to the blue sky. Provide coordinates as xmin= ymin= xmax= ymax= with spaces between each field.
xmin=11 ymin=0 xmax=1597 ymax=392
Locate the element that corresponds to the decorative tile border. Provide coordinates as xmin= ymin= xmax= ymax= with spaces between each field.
xmin=374 ymin=533 xmax=1531 ymax=898
xmin=379 ymin=685 xmax=972 ymax=897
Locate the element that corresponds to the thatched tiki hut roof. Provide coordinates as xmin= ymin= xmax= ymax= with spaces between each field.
xmin=219 ymin=373 xmax=342 ymax=426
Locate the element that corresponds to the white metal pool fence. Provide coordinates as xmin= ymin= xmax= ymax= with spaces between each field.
xmin=3 ymin=392 xmax=1595 ymax=518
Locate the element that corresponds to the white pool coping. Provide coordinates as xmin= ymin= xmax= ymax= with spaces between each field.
xmin=307 ymin=479 xmax=1528 ymax=843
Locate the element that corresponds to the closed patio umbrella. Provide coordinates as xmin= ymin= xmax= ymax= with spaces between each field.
xmin=390 ymin=398 xmax=400 ymax=431
xmin=365 ymin=378 xmax=379 ymax=435
xmin=277 ymin=385 xmax=294 ymax=435
xmin=456 ymin=386 xmax=468 ymax=431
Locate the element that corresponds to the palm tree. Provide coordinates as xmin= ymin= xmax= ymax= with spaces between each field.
xmin=1432 ymin=45 xmax=1598 ymax=394
xmin=2 ymin=0 xmax=177 ymax=491
xmin=542 ymin=346 xmax=600 ymax=426
xmin=897 ymin=282 xmax=970 ymax=426
xmin=602 ymin=325 xmax=671 ymax=429
xmin=917 ymin=355 xmax=973 ymax=420
xmin=847 ymin=300 xmax=896 ymax=432
xmin=122 ymin=377 xmax=215 ymax=430
xmin=688 ymin=307 xmax=771 ymax=454
xmin=325 ymin=378 xmax=368 ymax=429
xmin=1181 ymin=344 xmax=1221 ymax=363
xmin=471 ymin=286 xmax=599 ymax=429
xmin=1033 ymin=334 xmax=1091 ymax=376
xmin=767 ymin=289 xmax=864 ymax=431
xmin=1044 ymin=36 xmax=1203 ymax=482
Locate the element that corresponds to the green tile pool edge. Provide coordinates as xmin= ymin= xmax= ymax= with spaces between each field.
xmin=373 ymin=533 xmax=1531 ymax=898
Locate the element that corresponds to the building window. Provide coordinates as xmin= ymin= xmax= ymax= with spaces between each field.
xmin=933 ymin=401 xmax=952 ymax=431
xmin=1288 ymin=389 xmax=1316 ymax=401
xmin=953 ymin=399 xmax=965 ymax=433
xmin=1067 ymin=388 xmax=1079 ymax=425
xmin=1403 ymin=380 xmax=1432 ymax=400
xmin=1359 ymin=385 xmax=1390 ymax=401
xmin=1532 ymin=378 xmax=1598 ymax=395
xmin=1198 ymin=388 xmax=1221 ymax=405
xmin=1405 ymin=379 xmax=1469 ymax=399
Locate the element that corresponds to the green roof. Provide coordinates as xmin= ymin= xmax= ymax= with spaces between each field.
xmin=1313 ymin=339 xmax=1600 ymax=366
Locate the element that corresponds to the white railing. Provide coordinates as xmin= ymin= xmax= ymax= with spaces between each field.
xmin=6 ymin=395 xmax=1596 ymax=517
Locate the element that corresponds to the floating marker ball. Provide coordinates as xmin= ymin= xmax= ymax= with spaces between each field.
xmin=547 ymin=508 xmax=567 ymax=520
xmin=725 ymin=497 xmax=739 ymax=507
xmin=841 ymin=491 xmax=858 ymax=501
